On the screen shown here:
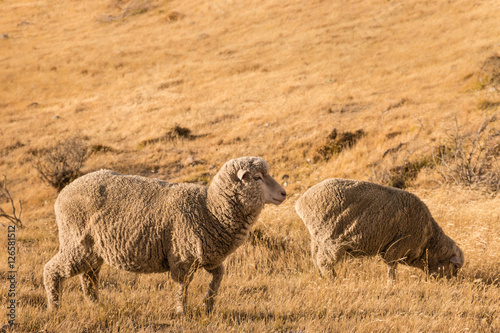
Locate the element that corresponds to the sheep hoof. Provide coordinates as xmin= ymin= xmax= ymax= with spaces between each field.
xmin=47 ymin=302 xmax=59 ymax=312
xmin=175 ymin=306 xmax=185 ymax=315
xmin=202 ymin=299 xmax=215 ymax=314
xmin=317 ymin=265 xmax=336 ymax=280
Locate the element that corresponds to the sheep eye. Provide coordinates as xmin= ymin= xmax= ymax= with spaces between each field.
xmin=253 ymin=175 xmax=262 ymax=181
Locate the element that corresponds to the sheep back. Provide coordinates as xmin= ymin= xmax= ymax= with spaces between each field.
xmin=295 ymin=178 xmax=462 ymax=270
xmin=55 ymin=169 xmax=210 ymax=273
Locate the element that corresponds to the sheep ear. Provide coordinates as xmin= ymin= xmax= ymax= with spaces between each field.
xmin=237 ymin=169 xmax=249 ymax=181
xmin=450 ymin=255 xmax=461 ymax=265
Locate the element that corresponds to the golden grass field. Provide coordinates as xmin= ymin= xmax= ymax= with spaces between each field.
xmin=1 ymin=0 xmax=500 ymax=331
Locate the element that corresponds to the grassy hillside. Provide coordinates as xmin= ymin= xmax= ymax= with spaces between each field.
xmin=1 ymin=0 xmax=499 ymax=331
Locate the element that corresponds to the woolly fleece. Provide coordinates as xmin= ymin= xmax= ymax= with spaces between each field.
xmin=44 ymin=156 xmax=286 ymax=313
xmin=295 ymin=178 xmax=464 ymax=279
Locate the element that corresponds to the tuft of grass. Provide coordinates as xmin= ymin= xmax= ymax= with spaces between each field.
xmin=477 ymin=100 xmax=500 ymax=111
xmin=385 ymin=98 xmax=409 ymax=112
xmin=138 ymin=125 xmax=195 ymax=148
xmin=98 ymin=0 xmax=158 ymax=22
xmin=479 ymin=54 xmax=500 ymax=88
xmin=464 ymin=54 xmax=500 ymax=91
xmin=89 ymin=144 xmax=115 ymax=155
xmin=315 ymin=129 xmax=365 ymax=162
xmin=0 ymin=141 xmax=25 ymax=157
xmin=387 ymin=158 xmax=430 ymax=189
xmin=165 ymin=11 xmax=185 ymax=22
xmin=158 ymin=79 xmax=184 ymax=90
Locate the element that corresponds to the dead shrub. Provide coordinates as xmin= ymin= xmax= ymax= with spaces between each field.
xmin=0 ymin=175 xmax=23 ymax=228
xmin=434 ymin=116 xmax=500 ymax=192
xmin=34 ymin=137 xmax=87 ymax=192
xmin=315 ymin=129 xmax=365 ymax=162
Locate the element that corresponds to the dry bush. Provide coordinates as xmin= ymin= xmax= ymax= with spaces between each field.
xmin=34 ymin=137 xmax=87 ymax=192
xmin=375 ymin=115 xmax=500 ymax=190
xmin=315 ymin=129 xmax=365 ymax=162
xmin=434 ymin=116 xmax=500 ymax=192
xmin=0 ymin=175 xmax=23 ymax=228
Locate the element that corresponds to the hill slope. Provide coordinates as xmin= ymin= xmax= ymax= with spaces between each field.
xmin=1 ymin=0 xmax=499 ymax=331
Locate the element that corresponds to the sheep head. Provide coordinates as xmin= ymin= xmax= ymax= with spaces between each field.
xmin=428 ymin=241 xmax=465 ymax=278
xmin=236 ymin=165 xmax=286 ymax=206
xmin=209 ymin=157 xmax=286 ymax=216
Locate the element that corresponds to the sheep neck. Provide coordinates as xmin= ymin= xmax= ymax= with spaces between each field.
xmin=418 ymin=221 xmax=453 ymax=267
xmin=206 ymin=186 xmax=263 ymax=246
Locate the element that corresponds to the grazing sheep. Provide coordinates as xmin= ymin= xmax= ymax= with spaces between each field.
xmin=295 ymin=179 xmax=464 ymax=280
xmin=44 ymin=157 xmax=286 ymax=313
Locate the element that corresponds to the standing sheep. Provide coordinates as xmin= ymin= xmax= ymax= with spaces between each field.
xmin=295 ymin=179 xmax=464 ymax=280
xmin=44 ymin=156 xmax=286 ymax=313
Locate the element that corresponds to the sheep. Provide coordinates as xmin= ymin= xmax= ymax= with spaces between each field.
xmin=295 ymin=178 xmax=464 ymax=280
xmin=44 ymin=156 xmax=286 ymax=313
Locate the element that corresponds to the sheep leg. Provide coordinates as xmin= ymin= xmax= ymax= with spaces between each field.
xmin=80 ymin=258 xmax=104 ymax=303
xmin=44 ymin=253 xmax=66 ymax=311
xmin=313 ymin=239 xmax=344 ymax=279
xmin=175 ymin=279 xmax=193 ymax=315
xmin=386 ymin=262 xmax=397 ymax=281
xmin=44 ymin=249 xmax=101 ymax=310
xmin=203 ymin=264 xmax=225 ymax=313
xmin=172 ymin=264 xmax=197 ymax=315
xmin=316 ymin=253 xmax=337 ymax=278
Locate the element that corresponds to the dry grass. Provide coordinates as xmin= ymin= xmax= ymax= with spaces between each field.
xmin=1 ymin=0 xmax=500 ymax=331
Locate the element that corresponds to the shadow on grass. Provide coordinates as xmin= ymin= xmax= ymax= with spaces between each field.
xmin=218 ymin=308 xmax=304 ymax=324
xmin=19 ymin=293 xmax=46 ymax=308
xmin=462 ymin=270 xmax=500 ymax=287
